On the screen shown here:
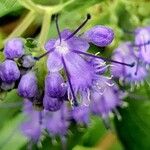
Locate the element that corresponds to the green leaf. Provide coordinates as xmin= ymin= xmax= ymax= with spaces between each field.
xmin=115 ymin=97 xmax=150 ymax=150
xmin=0 ymin=89 xmax=23 ymax=129
xmin=0 ymin=0 xmax=23 ymax=17
xmin=0 ymin=114 xmax=27 ymax=150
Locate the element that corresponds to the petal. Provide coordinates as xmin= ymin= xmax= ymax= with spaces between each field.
xmin=72 ymin=105 xmax=89 ymax=124
xmin=44 ymin=104 xmax=69 ymax=136
xmin=43 ymin=94 xmax=63 ymax=111
xmin=44 ymin=39 xmax=56 ymax=51
xmin=47 ymin=52 xmax=63 ymax=72
xmin=64 ymin=53 xmax=95 ymax=90
xmin=111 ymin=52 xmax=125 ymax=78
xmin=68 ymin=37 xmax=89 ymax=52
xmin=135 ymin=28 xmax=150 ymax=63
xmin=60 ymin=29 xmax=72 ymax=39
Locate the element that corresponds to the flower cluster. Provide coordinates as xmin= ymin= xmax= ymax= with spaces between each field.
xmin=2 ymin=14 xmax=138 ymax=146
xmin=111 ymin=26 xmax=150 ymax=85
xmin=0 ymin=38 xmax=36 ymax=92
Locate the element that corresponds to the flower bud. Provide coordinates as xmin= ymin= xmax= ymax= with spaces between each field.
xmin=43 ymin=94 xmax=63 ymax=111
xmin=0 ymin=59 xmax=20 ymax=83
xmin=83 ymin=25 xmax=114 ymax=47
xmin=19 ymin=55 xmax=36 ymax=68
xmin=45 ymin=72 xmax=67 ymax=98
xmin=18 ymin=72 xmax=37 ymax=98
xmin=4 ymin=38 xmax=24 ymax=59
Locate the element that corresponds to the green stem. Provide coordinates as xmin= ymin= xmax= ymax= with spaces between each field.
xmin=38 ymin=11 xmax=51 ymax=48
xmin=18 ymin=0 xmax=43 ymax=13
xmin=5 ymin=11 xmax=36 ymax=42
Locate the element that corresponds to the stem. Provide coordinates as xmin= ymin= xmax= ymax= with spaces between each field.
xmin=18 ymin=0 xmax=43 ymax=13
xmin=38 ymin=11 xmax=52 ymax=48
xmin=5 ymin=11 xmax=36 ymax=42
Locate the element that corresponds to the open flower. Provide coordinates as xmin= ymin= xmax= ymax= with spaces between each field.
xmin=111 ymin=42 xmax=147 ymax=83
xmin=91 ymin=77 xmax=123 ymax=119
xmin=34 ymin=14 xmax=133 ymax=106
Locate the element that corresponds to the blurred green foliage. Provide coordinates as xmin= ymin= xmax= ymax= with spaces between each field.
xmin=0 ymin=0 xmax=150 ymax=150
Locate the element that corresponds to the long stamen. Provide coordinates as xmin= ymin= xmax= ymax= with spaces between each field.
xmin=55 ymin=14 xmax=62 ymax=43
xmin=34 ymin=48 xmax=54 ymax=61
xmin=73 ymin=50 xmax=135 ymax=67
xmin=61 ymin=57 xmax=78 ymax=107
xmin=65 ymin=14 xmax=91 ymax=40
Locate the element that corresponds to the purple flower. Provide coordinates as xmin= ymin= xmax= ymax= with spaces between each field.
xmin=72 ymin=105 xmax=89 ymax=125
xmin=0 ymin=59 xmax=20 ymax=83
xmin=91 ymin=78 xmax=122 ymax=118
xmin=4 ymin=38 xmax=24 ymax=59
xmin=18 ymin=71 xmax=37 ymax=98
xmin=135 ymin=27 xmax=150 ymax=64
xmin=83 ymin=25 xmax=114 ymax=47
xmin=34 ymin=14 xmax=133 ymax=106
xmin=111 ymin=42 xmax=147 ymax=83
xmin=44 ymin=104 xmax=70 ymax=137
xmin=43 ymin=94 xmax=63 ymax=111
xmin=45 ymin=72 xmax=67 ymax=98
xmin=21 ymin=100 xmax=42 ymax=142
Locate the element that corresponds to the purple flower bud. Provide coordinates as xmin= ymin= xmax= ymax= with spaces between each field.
xmin=72 ymin=105 xmax=89 ymax=124
xmin=43 ymin=94 xmax=63 ymax=111
xmin=83 ymin=25 xmax=114 ymax=47
xmin=19 ymin=55 xmax=36 ymax=68
xmin=18 ymin=72 xmax=37 ymax=98
xmin=0 ymin=59 xmax=20 ymax=83
xmin=135 ymin=27 xmax=150 ymax=64
xmin=45 ymin=72 xmax=67 ymax=98
xmin=4 ymin=38 xmax=24 ymax=59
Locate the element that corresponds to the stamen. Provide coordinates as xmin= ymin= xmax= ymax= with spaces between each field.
xmin=55 ymin=14 xmax=62 ymax=43
xmin=61 ymin=57 xmax=78 ymax=106
xmin=65 ymin=14 xmax=91 ymax=40
xmin=73 ymin=50 xmax=135 ymax=67
xmin=34 ymin=48 xmax=54 ymax=61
